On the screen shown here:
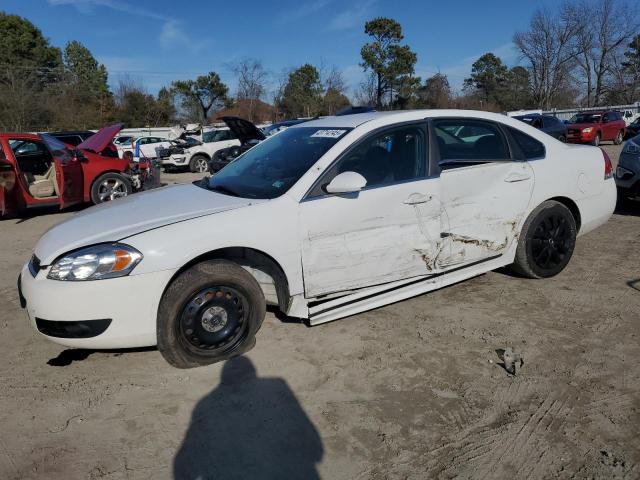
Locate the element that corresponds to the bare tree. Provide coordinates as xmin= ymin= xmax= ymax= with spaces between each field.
xmin=271 ymin=68 xmax=291 ymax=122
xmin=571 ymin=0 xmax=640 ymax=106
xmin=354 ymin=72 xmax=377 ymax=106
xmin=514 ymin=5 xmax=582 ymax=109
xmin=321 ymin=65 xmax=350 ymax=114
xmin=231 ymin=58 xmax=269 ymax=122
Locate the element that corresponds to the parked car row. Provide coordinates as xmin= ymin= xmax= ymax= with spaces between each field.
xmin=514 ymin=110 xmax=627 ymax=146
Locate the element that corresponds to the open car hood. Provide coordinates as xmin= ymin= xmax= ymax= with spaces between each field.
xmin=77 ymin=123 xmax=123 ymax=153
xmin=221 ymin=116 xmax=266 ymax=144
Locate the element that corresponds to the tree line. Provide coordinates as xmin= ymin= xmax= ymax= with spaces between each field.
xmin=0 ymin=0 xmax=639 ymax=132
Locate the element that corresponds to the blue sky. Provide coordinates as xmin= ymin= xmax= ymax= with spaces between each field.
xmin=3 ymin=0 xmax=559 ymax=99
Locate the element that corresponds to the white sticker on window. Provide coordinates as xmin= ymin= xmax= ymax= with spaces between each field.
xmin=310 ymin=129 xmax=347 ymax=139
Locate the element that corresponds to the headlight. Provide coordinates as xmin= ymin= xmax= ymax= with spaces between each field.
xmin=47 ymin=244 xmax=142 ymax=281
xmin=582 ymin=127 xmax=593 ymax=133
xmin=623 ymin=140 xmax=640 ymax=154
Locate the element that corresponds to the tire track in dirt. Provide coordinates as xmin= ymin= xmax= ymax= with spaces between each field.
xmin=426 ymin=383 xmax=577 ymax=479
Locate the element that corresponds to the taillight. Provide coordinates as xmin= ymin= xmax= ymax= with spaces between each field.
xmin=601 ymin=148 xmax=613 ymax=179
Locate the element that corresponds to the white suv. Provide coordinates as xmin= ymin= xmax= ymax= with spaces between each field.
xmin=119 ymin=136 xmax=171 ymax=160
xmin=162 ymin=128 xmax=240 ymax=172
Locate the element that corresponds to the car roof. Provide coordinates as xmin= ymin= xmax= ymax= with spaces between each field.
xmin=291 ymin=109 xmax=522 ymax=130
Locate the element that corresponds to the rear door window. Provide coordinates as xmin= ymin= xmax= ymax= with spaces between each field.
xmin=434 ymin=119 xmax=510 ymax=166
xmin=508 ymin=127 xmax=546 ymax=159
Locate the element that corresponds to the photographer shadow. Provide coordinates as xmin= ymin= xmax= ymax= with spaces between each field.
xmin=174 ymin=356 xmax=323 ymax=480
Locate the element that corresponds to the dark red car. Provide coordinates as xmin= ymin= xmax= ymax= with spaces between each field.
xmin=0 ymin=124 xmax=141 ymax=217
xmin=565 ymin=110 xmax=626 ymax=146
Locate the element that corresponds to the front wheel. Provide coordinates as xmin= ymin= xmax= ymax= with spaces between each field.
xmin=614 ymin=130 xmax=624 ymax=145
xmin=558 ymin=135 xmax=567 ymax=143
xmin=592 ymin=133 xmax=601 ymax=147
xmin=510 ymin=200 xmax=577 ymax=279
xmin=157 ymin=260 xmax=266 ymax=368
xmin=189 ymin=155 xmax=209 ymax=173
xmin=90 ymin=172 xmax=132 ymax=204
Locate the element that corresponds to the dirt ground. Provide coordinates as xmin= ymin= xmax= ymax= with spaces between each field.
xmin=1 ymin=144 xmax=639 ymax=480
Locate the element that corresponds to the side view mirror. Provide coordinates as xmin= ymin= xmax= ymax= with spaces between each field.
xmin=325 ymin=171 xmax=367 ymax=194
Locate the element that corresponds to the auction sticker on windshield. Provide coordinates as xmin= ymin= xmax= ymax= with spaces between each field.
xmin=310 ymin=129 xmax=347 ymax=139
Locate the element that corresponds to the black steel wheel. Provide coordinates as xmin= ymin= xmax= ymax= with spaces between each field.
xmin=511 ymin=200 xmax=577 ymax=279
xmin=178 ymin=286 xmax=249 ymax=355
xmin=157 ymin=260 xmax=266 ymax=368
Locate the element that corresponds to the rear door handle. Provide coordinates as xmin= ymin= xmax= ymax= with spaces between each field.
xmin=504 ymin=172 xmax=531 ymax=183
xmin=404 ymin=193 xmax=431 ymax=205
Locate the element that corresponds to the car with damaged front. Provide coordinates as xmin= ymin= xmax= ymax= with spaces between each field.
xmin=18 ymin=110 xmax=616 ymax=368
xmin=1 ymin=124 xmax=151 ymax=217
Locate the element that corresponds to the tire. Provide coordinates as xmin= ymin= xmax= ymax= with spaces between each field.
xmin=592 ymin=133 xmax=601 ymax=147
xmin=157 ymin=260 xmax=266 ymax=369
xmin=617 ymin=187 xmax=632 ymax=209
xmin=90 ymin=172 xmax=132 ymax=204
xmin=558 ymin=135 xmax=566 ymax=143
xmin=229 ymin=147 xmax=241 ymax=158
xmin=614 ymin=130 xmax=624 ymax=145
xmin=510 ymin=200 xmax=577 ymax=279
xmin=189 ymin=155 xmax=209 ymax=173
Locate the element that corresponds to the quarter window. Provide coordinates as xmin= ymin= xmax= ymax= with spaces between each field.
xmin=434 ymin=119 xmax=510 ymax=164
xmin=508 ymin=127 xmax=546 ymax=159
xmin=313 ymin=125 xmax=427 ymax=195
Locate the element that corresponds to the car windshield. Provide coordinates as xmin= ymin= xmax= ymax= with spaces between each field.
xmin=203 ymin=126 xmax=350 ymax=199
xmin=40 ymin=134 xmax=74 ymax=160
xmin=569 ymin=113 xmax=601 ymax=124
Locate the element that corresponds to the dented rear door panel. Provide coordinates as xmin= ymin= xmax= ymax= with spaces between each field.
xmin=438 ymin=161 xmax=534 ymax=267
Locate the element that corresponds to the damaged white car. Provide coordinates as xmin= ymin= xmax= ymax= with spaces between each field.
xmin=18 ymin=110 xmax=616 ymax=368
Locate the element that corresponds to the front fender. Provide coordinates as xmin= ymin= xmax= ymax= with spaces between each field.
xmin=123 ymin=196 xmax=304 ymax=296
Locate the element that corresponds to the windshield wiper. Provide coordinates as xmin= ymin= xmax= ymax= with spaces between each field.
xmin=210 ymin=184 xmax=241 ymax=197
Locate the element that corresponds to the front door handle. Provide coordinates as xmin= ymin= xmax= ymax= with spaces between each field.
xmin=504 ymin=171 xmax=531 ymax=183
xmin=404 ymin=193 xmax=431 ymax=205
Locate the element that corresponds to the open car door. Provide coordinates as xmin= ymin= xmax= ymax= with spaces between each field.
xmin=0 ymin=140 xmax=18 ymax=216
xmin=40 ymin=134 xmax=84 ymax=209
xmin=0 ymin=158 xmax=18 ymax=217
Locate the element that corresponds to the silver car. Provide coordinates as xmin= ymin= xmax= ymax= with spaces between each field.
xmin=616 ymin=134 xmax=640 ymax=203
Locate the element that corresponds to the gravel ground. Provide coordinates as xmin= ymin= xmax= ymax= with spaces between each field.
xmin=0 ymin=144 xmax=638 ymax=479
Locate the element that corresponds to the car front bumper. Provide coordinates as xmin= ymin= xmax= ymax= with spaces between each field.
xmin=161 ymin=155 xmax=188 ymax=167
xmin=19 ymin=262 xmax=177 ymax=349
xmin=566 ymin=131 xmax=596 ymax=143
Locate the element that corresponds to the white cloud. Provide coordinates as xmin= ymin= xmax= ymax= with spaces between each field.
xmin=327 ymin=0 xmax=376 ymax=31
xmin=47 ymin=0 xmax=168 ymax=20
xmin=277 ymin=0 xmax=335 ymax=24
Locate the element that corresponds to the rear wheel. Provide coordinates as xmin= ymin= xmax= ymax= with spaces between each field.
xmin=90 ymin=172 xmax=132 ymax=204
xmin=510 ymin=201 xmax=577 ymax=279
xmin=614 ymin=130 xmax=624 ymax=145
xmin=592 ymin=133 xmax=601 ymax=147
xmin=157 ymin=260 xmax=266 ymax=368
xmin=189 ymin=155 xmax=209 ymax=173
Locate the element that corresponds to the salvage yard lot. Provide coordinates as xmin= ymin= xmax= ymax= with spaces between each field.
xmin=1 ymin=145 xmax=639 ymax=479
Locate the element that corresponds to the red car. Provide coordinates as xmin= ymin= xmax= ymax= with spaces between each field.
xmin=0 ymin=124 xmax=144 ymax=217
xmin=565 ymin=110 xmax=626 ymax=146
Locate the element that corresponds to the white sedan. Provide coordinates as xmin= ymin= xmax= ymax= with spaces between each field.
xmin=18 ymin=110 xmax=616 ymax=368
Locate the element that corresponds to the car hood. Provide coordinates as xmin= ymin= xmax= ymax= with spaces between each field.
xmin=221 ymin=116 xmax=266 ymax=144
xmin=78 ymin=123 xmax=123 ymax=153
xmin=34 ymin=183 xmax=261 ymax=264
